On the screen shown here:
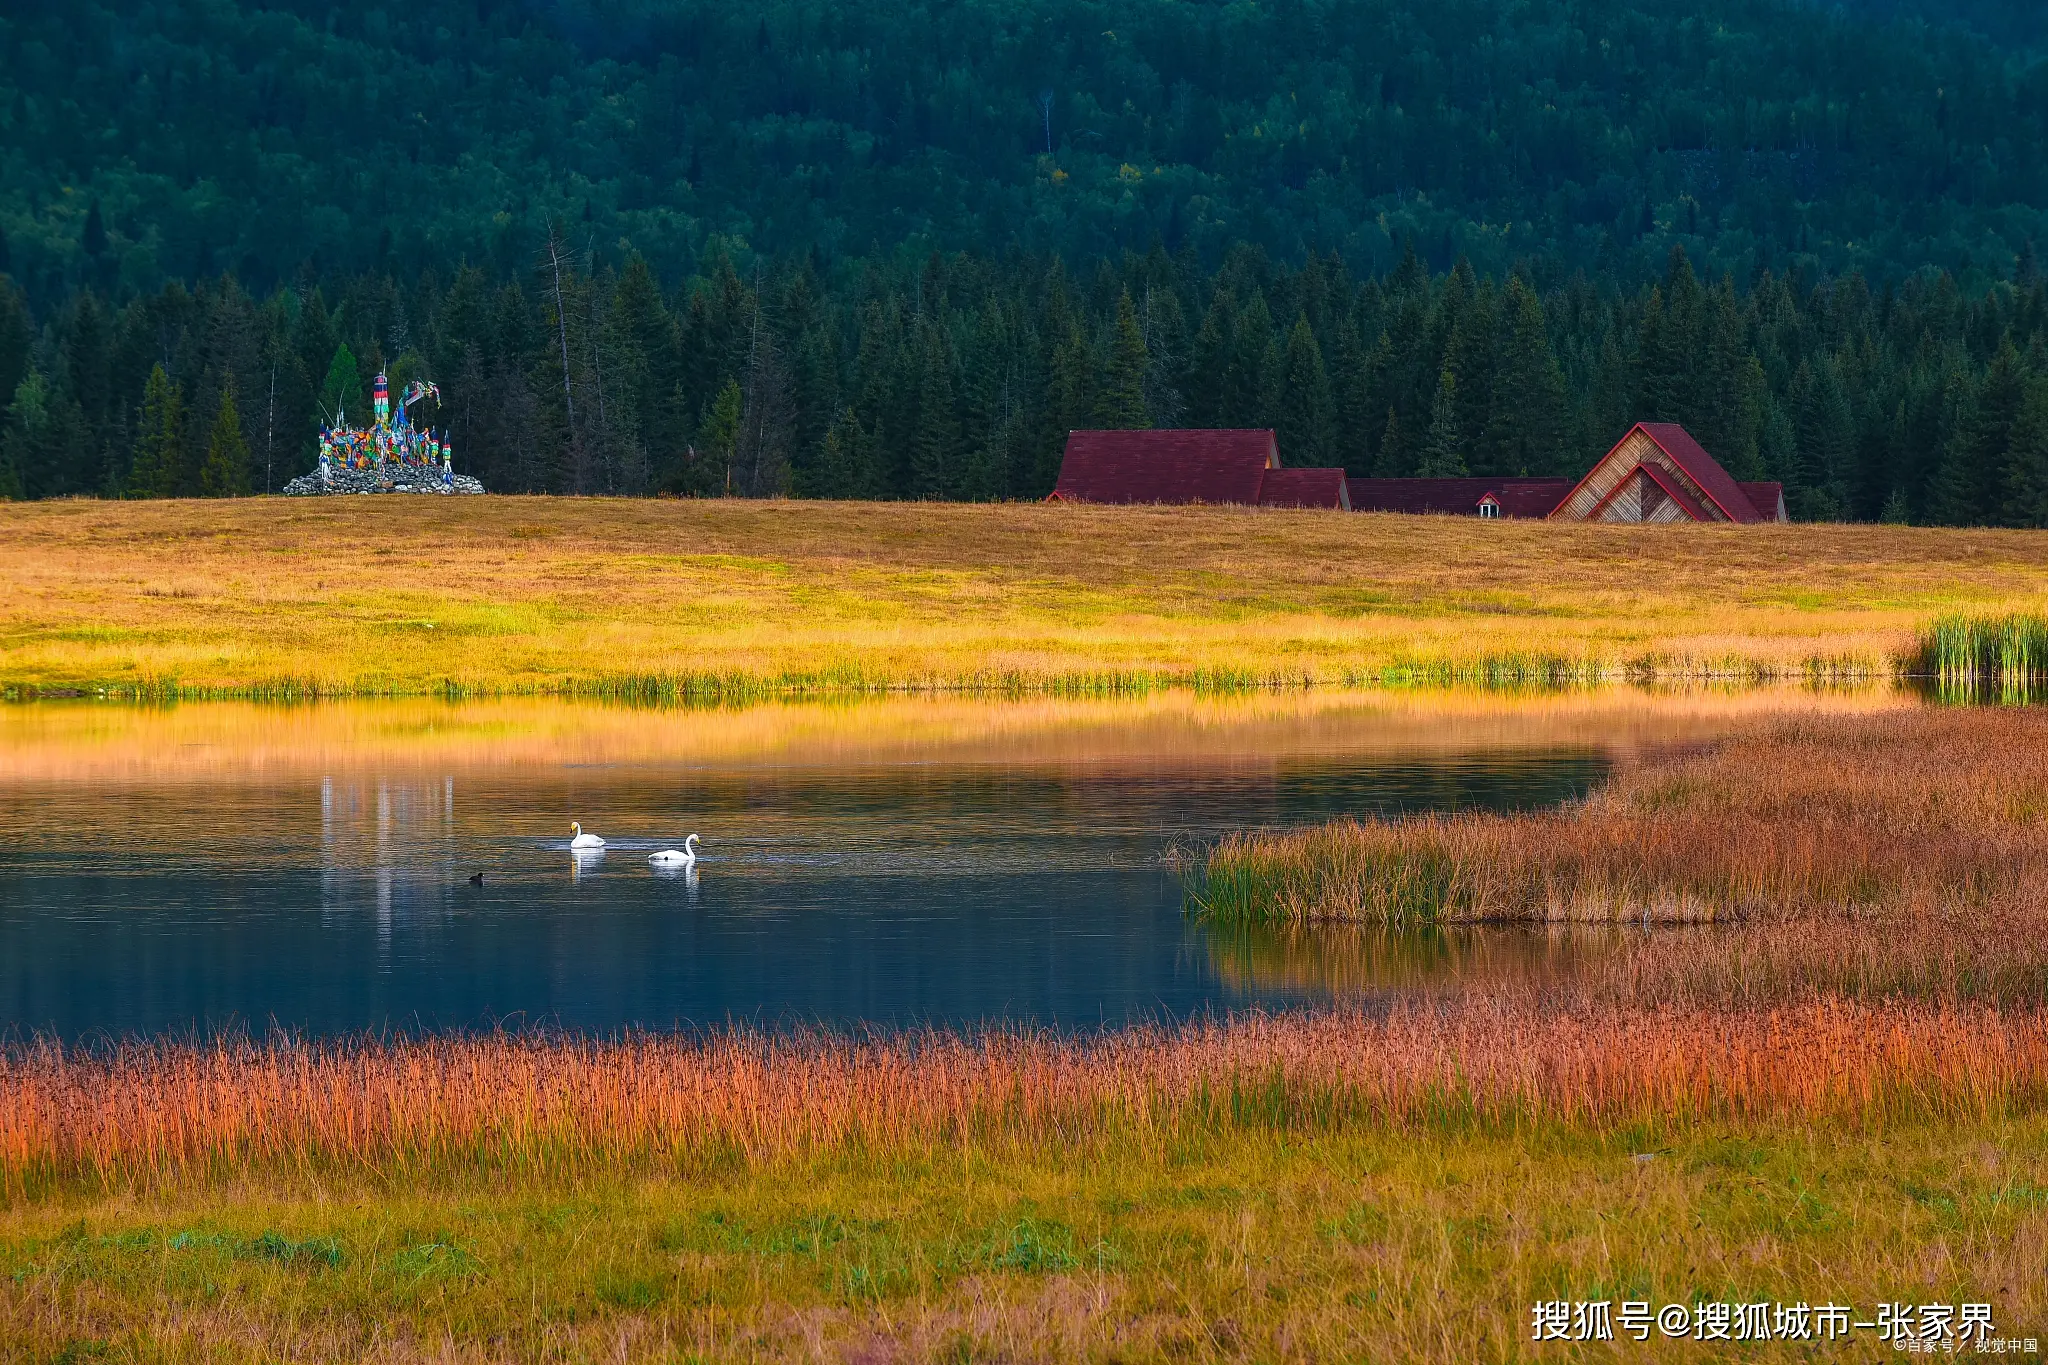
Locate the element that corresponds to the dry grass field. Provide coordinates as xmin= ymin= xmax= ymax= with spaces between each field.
xmin=1196 ymin=705 xmax=2048 ymax=927
xmin=3 ymin=1007 xmax=2044 ymax=1362
xmin=5 ymin=496 xmax=2048 ymax=695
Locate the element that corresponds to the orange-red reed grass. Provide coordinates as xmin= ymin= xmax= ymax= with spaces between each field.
xmin=1198 ymin=706 xmax=2048 ymax=924
xmin=5 ymin=1001 xmax=2044 ymax=1192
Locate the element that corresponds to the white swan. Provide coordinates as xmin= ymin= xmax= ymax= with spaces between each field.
xmin=569 ymin=821 xmax=605 ymax=850
xmin=649 ymin=835 xmax=699 ymax=866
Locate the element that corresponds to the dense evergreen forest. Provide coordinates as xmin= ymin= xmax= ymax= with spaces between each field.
xmin=5 ymin=0 xmax=2048 ymax=521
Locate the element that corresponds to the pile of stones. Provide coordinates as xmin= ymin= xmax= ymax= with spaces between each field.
xmin=283 ymin=466 xmax=487 ymax=496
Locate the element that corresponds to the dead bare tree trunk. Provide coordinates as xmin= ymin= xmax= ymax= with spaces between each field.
xmin=544 ymin=223 xmax=579 ymax=491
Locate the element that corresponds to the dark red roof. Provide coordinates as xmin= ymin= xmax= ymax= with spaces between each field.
xmin=1346 ymin=478 xmax=1571 ymax=518
xmin=1738 ymin=482 xmax=1786 ymax=522
xmin=1258 ymin=467 xmax=1351 ymax=510
xmin=1632 ymin=423 xmax=1763 ymax=522
xmin=1051 ymin=429 xmax=1276 ymax=505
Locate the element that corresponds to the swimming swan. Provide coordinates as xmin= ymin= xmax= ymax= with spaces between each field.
xmin=569 ymin=822 xmax=606 ymax=850
xmin=649 ymin=835 xmax=699 ymax=866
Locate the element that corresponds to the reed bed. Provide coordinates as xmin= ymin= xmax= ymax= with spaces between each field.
xmin=5 ymin=1000 xmax=2045 ymax=1194
xmin=1913 ymin=611 xmax=2048 ymax=700
xmin=1196 ymin=704 xmax=2048 ymax=925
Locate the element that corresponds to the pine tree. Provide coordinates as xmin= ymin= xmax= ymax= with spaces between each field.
xmin=1375 ymin=406 xmax=1408 ymax=477
xmin=1928 ymin=343 xmax=2024 ymax=525
xmin=1186 ymin=292 xmax=1232 ymax=427
xmin=2003 ymin=378 xmax=2048 ymax=528
xmin=1417 ymin=366 xmax=1467 ymax=476
xmin=128 ymin=365 xmax=185 ymax=499
xmin=1224 ymin=290 xmax=1272 ymax=426
xmin=199 ymin=382 xmax=251 ymax=496
xmin=1789 ymin=358 xmax=1853 ymax=520
xmin=1327 ymin=312 xmax=1373 ymax=475
xmin=2 ymin=370 xmax=91 ymax=500
xmin=1048 ymin=319 xmax=1096 ymax=441
xmin=1481 ymin=278 xmax=1567 ymax=476
xmin=909 ymin=324 xmax=962 ymax=498
xmin=1095 ymin=290 xmax=1149 ymax=429
xmin=700 ymin=379 xmax=744 ymax=495
xmin=1275 ymin=312 xmax=1330 ymax=465
xmin=812 ymin=407 xmax=879 ymax=500
xmin=317 ymin=343 xmax=365 ymax=429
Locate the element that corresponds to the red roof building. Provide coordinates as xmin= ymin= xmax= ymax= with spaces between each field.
xmin=1549 ymin=423 xmax=1786 ymax=523
xmin=1259 ymin=467 xmax=1353 ymax=510
xmin=1049 ymin=429 xmax=1347 ymax=509
xmin=1051 ymin=423 xmax=1782 ymax=523
xmin=1347 ymin=477 xmax=1573 ymax=518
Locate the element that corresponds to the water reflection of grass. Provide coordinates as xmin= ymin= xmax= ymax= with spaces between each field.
xmin=1206 ymin=922 xmax=1626 ymax=996
xmin=0 ymin=685 xmax=1900 ymax=784
xmin=5 ymin=497 xmax=2044 ymax=696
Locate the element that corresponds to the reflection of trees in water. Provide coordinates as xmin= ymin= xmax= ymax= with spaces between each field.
xmin=320 ymin=775 xmax=460 ymax=944
xmin=1206 ymin=922 xmax=1628 ymax=997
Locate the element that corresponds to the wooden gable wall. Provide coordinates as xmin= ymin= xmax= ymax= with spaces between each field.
xmin=1549 ymin=428 xmax=1733 ymax=523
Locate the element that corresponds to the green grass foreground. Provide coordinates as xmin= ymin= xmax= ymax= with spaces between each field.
xmin=5 ymin=1118 xmax=2044 ymax=1363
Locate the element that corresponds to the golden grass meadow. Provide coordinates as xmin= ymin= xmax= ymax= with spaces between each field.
xmin=6 ymin=498 xmax=2048 ymax=1361
xmin=5 ymin=495 xmax=2048 ymax=696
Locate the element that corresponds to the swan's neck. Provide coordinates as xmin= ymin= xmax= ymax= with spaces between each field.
xmin=685 ymin=834 xmax=698 ymax=852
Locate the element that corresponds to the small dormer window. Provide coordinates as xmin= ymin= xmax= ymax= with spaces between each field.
xmin=1477 ymin=498 xmax=1500 ymax=519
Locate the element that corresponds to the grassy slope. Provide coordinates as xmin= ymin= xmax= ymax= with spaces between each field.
xmin=4 ymin=498 xmax=2047 ymax=695
xmin=5 ymin=1122 xmax=2043 ymax=1363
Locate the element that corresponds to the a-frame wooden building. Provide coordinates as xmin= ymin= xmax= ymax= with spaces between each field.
xmin=1549 ymin=423 xmax=1785 ymax=523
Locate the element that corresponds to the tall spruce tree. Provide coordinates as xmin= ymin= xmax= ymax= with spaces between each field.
xmin=199 ymin=381 xmax=251 ymax=496
xmin=909 ymin=324 xmax=960 ymax=498
xmin=1417 ymin=366 xmax=1467 ymax=476
xmin=1095 ymin=290 xmax=1149 ymax=430
xmin=1482 ymin=278 xmax=1567 ymax=476
xmin=1275 ymin=312 xmax=1330 ymax=465
xmin=128 ymin=364 xmax=184 ymax=499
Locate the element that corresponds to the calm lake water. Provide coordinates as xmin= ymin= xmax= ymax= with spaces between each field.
xmin=0 ymin=693 xmax=1799 ymax=1038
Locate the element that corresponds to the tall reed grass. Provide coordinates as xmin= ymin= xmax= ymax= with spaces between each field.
xmin=1195 ymin=706 xmax=2048 ymax=925
xmin=4 ymin=1001 xmax=2043 ymax=1194
xmin=1913 ymin=612 xmax=2048 ymax=701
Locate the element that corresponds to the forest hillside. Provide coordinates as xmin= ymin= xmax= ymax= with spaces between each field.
xmin=6 ymin=0 xmax=2048 ymax=521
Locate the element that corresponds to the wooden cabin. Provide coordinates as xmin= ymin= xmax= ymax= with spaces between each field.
xmin=1050 ymin=422 xmax=1781 ymax=522
xmin=1049 ymin=429 xmax=1349 ymax=509
xmin=1549 ymin=423 xmax=1785 ymax=523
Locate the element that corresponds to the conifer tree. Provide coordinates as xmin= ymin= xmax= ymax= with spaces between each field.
xmin=1095 ymin=290 xmax=1149 ymax=429
xmin=1327 ymin=312 xmax=1373 ymax=475
xmin=2003 ymin=379 xmax=2048 ymax=528
xmin=1376 ymin=406 xmax=1408 ymax=477
xmin=128 ymin=364 xmax=184 ymax=499
xmin=2 ymin=370 xmax=90 ymax=500
xmin=1224 ymin=290 xmax=1272 ymax=427
xmin=317 ymin=343 xmax=365 ymax=429
xmin=1048 ymin=320 xmax=1096 ymax=440
xmin=1482 ymin=279 xmax=1567 ymax=476
xmin=199 ymin=381 xmax=251 ymax=496
xmin=1186 ymin=292 xmax=1232 ymax=427
xmin=1276 ymin=312 xmax=1330 ymax=464
xmin=1417 ymin=366 xmax=1467 ymax=476
xmin=909 ymin=325 xmax=960 ymax=498
xmin=700 ymin=379 xmax=744 ymax=495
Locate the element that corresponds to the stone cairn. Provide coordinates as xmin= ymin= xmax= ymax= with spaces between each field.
xmin=284 ymin=371 xmax=487 ymax=496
